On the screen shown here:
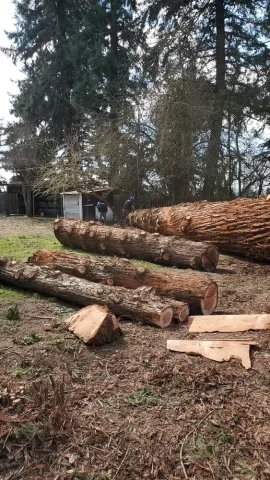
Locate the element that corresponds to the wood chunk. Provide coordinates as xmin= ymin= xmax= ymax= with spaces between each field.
xmin=66 ymin=305 xmax=122 ymax=345
xmin=188 ymin=314 xmax=270 ymax=333
xmin=167 ymin=339 xmax=257 ymax=369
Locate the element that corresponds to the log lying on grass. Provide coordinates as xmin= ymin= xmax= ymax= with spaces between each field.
xmin=167 ymin=339 xmax=257 ymax=369
xmin=29 ymin=250 xmax=218 ymax=315
xmin=128 ymin=196 xmax=270 ymax=261
xmin=188 ymin=314 xmax=270 ymax=332
xmin=53 ymin=218 xmax=219 ymax=272
xmin=66 ymin=305 xmax=122 ymax=345
xmin=0 ymin=259 xmax=189 ymax=327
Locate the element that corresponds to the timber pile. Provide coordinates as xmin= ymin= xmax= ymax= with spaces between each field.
xmin=53 ymin=218 xmax=219 ymax=271
xmin=127 ymin=196 xmax=270 ymax=261
xmin=29 ymin=250 xmax=218 ymax=315
xmin=0 ymin=258 xmax=189 ymax=327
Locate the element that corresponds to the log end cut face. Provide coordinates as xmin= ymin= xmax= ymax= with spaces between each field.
xmin=201 ymin=281 xmax=218 ymax=315
xmin=160 ymin=307 xmax=174 ymax=328
xmin=201 ymin=246 xmax=219 ymax=272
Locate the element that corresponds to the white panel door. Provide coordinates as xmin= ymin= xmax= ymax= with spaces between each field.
xmin=63 ymin=194 xmax=82 ymax=219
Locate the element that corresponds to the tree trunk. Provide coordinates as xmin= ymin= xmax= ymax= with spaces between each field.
xmin=202 ymin=0 xmax=226 ymax=200
xmin=66 ymin=305 xmax=122 ymax=345
xmin=53 ymin=219 xmax=219 ymax=272
xmin=128 ymin=196 xmax=270 ymax=261
xmin=29 ymin=250 xmax=218 ymax=315
xmin=22 ymin=186 xmax=33 ymax=217
xmin=0 ymin=259 xmax=189 ymax=327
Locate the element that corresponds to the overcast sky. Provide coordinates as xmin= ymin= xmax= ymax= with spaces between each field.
xmin=0 ymin=0 xmax=22 ymax=179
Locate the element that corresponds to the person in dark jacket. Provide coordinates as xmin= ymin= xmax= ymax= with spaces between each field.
xmin=122 ymin=196 xmax=135 ymax=222
xmin=97 ymin=201 xmax=108 ymax=224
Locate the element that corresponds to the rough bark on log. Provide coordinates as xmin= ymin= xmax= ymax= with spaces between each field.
xmin=127 ymin=196 xmax=270 ymax=261
xmin=29 ymin=250 xmax=218 ymax=315
xmin=167 ymin=339 xmax=256 ymax=369
xmin=0 ymin=259 xmax=189 ymax=327
xmin=188 ymin=314 xmax=270 ymax=333
xmin=53 ymin=218 xmax=219 ymax=272
xmin=66 ymin=305 xmax=122 ymax=345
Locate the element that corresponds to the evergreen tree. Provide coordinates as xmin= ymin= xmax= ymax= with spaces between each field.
xmin=147 ymin=0 xmax=270 ymax=199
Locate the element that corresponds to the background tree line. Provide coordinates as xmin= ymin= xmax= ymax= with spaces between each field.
xmin=1 ymin=0 xmax=270 ymax=215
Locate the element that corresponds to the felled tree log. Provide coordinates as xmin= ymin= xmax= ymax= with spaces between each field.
xmin=66 ymin=305 xmax=122 ymax=345
xmin=128 ymin=196 xmax=270 ymax=261
xmin=53 ymin=218 xmax=219 ymax=272
xmin=29 ymin=250 xmax=218 ymax=315
xmin=0 ymin=259 xmax=189 ymax=327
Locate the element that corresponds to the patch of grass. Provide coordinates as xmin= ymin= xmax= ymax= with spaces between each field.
xmin=54 ymin=306 xmax=76 ymax=317
xmin=6 ymin=304 xmax=20 ymax=322
xmin=12 ymin=366 xmax=31 ymax=377
xmin=53 ymin=338 xmax=81 ymax=354
xmin=13 ymin=332 xmax=43 ymax=346
xmin=206 ymin=423 xmax=234 ymax=444
xmin=124 ymin=386 xmax=157 ymax=406
xmin=14 ymin=423 xmax=45 ymax=440
xmin=0 ymin=235 xmax=61 ymax=261
xmin=0 ymin=285 xmax=24 ymax=302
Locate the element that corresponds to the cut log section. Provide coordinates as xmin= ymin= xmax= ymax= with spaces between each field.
xmin=167 ymin=339 xmax=257 ymax=369
xmin=29 ymin=250 xmax=218 ymax=315
xmin=0 ymin=259 xmax=189 ymax=327
xmin=128 ymin=196 xmax=270 ymax=261
xmin=66 ymin=305 xmax=122 ymax=345
xmin=189 ymin=314 xmax=270 ymax=332
xmin=53 ymin=218 xmax=219 ymax=272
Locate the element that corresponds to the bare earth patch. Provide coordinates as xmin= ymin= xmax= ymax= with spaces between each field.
xmin=1 ymin=217 xmax=270 ymax=479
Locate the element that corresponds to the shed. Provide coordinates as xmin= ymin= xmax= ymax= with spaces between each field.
xmin=62 ymin=189 xmax=114 ymax=222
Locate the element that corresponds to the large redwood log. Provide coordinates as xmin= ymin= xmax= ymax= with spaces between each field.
xmin=29 ymin=250 xmax=218 ymax=315
xmin=53 ymin=218 xmax=219 ymax=272
xmin=128 ymin=197 xmax=270 ymax=261
xmin=0 ymin=259 xmax=189 ymax=327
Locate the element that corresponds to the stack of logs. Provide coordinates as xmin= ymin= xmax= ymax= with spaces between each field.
xmin=0 ymin=215 xmax=220 ymax=344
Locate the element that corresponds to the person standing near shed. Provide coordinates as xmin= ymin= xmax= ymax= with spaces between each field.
xmin=122 ymin=196 xmax=135 ymax=223
xmin=97 ymin=201 xmax=108 ymax=224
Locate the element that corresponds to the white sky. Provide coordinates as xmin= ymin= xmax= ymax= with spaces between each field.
xmin=0 ymin=0 xmax=22 ymax=179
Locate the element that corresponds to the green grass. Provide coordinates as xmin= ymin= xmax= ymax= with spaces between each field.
xmin=0 ymin=235 xmax=62 ymax=261
xmin=13 ymin=332 xmax=43 ymax=346
xmin=0 ymin=285 xmax=24 ymax=300
xmin=124 ymin=386 xmax=157 ymax=406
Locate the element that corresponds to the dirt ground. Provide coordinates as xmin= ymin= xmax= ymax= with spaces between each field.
xmin=1 ymin=217 xmax=270 ymax=480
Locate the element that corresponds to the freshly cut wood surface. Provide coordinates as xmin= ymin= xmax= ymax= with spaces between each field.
xmin=29 ymin=250 xmax=218 ymax=315
xmin=128 ymin=196 xmax=270 ymax=261
xmin=53 ymin=218 xmax=219 ymax=272
xmin=0 ymin=258 xmax=186 ymax=327
xmin=167 ymin=339 xmax=256 ymax=369
xmin=66 ymin=305 xmax=122 ymax=345
xmin=188 ymin=314 xmax=270 ymax=332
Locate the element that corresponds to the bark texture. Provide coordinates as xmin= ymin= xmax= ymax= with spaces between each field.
xmin=29 ymin=250 xmax=218 ymax=315
xmin=53 ymin=218 xmax=219 ymax=272
xmin=128 ymin=197 xmax=270 ymax=261
xmin=0 ymin=259 xmax=189 ymax=327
